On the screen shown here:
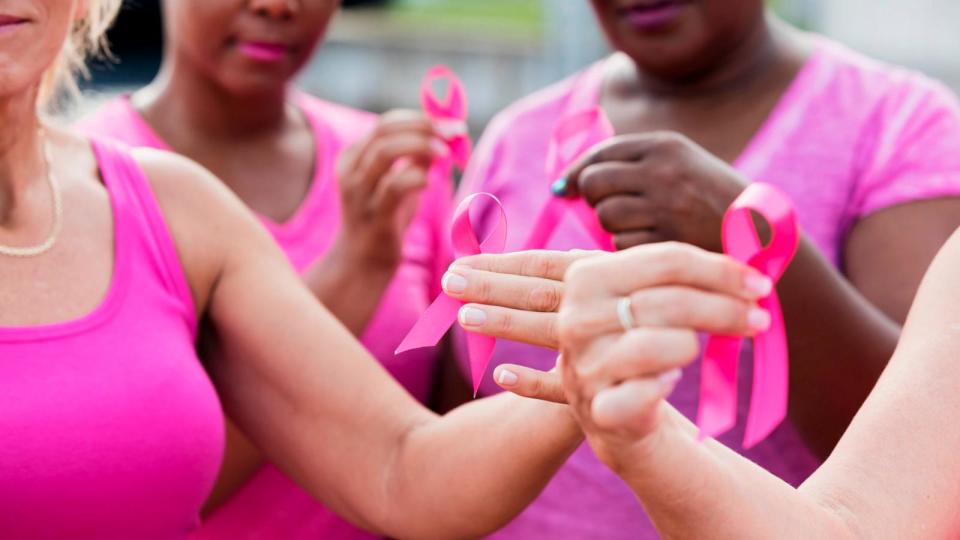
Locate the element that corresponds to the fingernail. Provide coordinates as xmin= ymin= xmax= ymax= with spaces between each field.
xmin=747 ymin=308 xmax=771 ymax=332
xmin=658 ymin=368 xmax=683 ymax=391
xmin=550 ymin=177 xmax=573 ymax=198
xmin=459 ymin=306 xmax=487 ymax=327
xmin=497 ymin=368 xmax=519 ymax=387
xmin=744 ymin=274 xmax=773 ymax=297
xmin=431 ymin=139 xmax=450 ymax=157
xmin=442 ymin=272 xmax=468 ymax=294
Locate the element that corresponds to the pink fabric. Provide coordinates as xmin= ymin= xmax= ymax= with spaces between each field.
xmin=458 ymin=38 xmax=960 ymax=539
xmin=78 ymin=93 xmax=451 ymax=539
xmin=0 ymin=139 xmax=224 ymax=539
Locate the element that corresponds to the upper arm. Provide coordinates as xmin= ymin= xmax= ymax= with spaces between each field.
xmin=843 ymin=80 xmax=960 ymax=324
xmin=805 ymin=229 xmax=960 ymax=537
xmin=844 ymin=197 xmax=960 ymax=323
xmin=133 ymin=149 xmax=436 ymax=530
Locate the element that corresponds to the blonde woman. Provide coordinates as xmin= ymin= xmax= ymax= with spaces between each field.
xmin=0 ymin=2 xmax=580 ymax=538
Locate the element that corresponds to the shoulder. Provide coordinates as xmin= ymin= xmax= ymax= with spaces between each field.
xmin=73 ymin=96 xmax=157 ymax=145
xmin=131 ymin=148 xmax=285 ymax=312
xmin=811 ymin=38 xmax=959 ymax=118
xmin=295 ymin=92 xmax=379 ymax=147
xmin=481 ymin=61 xmax=605 ymax=149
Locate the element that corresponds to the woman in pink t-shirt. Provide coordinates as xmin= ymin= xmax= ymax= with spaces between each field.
xmin=2 ymin=1 xmax=584 ymax=538
xmin=449 ymin=1 xmax=960 ymax=537
xmin=79 ymin=1 xmax=455 ymax=538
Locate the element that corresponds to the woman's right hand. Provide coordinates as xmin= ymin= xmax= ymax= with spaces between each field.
xmin=333 ymin=110 xmax=447 ymax=271
xmin=557 ymin=242 xmax=774 ymax=473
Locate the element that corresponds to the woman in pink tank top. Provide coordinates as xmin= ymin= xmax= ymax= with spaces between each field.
xmin=0 ymin=2 xmax=583 ymax=538
xmin=78 ymin=2 xmax=455 ymax=538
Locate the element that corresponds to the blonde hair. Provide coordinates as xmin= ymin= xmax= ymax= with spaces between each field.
xmin=40 ymin=0 xmax=124 ymax=109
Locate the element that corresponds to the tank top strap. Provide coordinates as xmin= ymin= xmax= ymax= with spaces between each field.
xmin=89 ymin=138 xmax=198 ymax=336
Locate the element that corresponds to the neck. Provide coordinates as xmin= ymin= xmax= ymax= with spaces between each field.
xmin=0 ymin=87 xmax=45 ymax=221
xmin=137 ymin=49 xmax=291 ymax=142
xmin=624 ymin=15 xmax=799 ymax=99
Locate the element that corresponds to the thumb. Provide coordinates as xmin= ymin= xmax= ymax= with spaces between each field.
xmin=493 ymin=363 xmax=566 ymax=404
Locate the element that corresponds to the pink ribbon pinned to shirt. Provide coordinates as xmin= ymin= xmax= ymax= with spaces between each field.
xmin=697 ymin=183 xmax=799 ymax=448
xmin=421 ymin=65 xmax=471 ymax=173
xmin=395 ymin=193 xmax=507 ymax=394
xmin=523 ymin=107 xmax=615 ymax=251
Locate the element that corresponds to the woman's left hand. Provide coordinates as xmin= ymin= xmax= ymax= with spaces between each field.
xmin=564 ymin=132 xmax=749 ymax=252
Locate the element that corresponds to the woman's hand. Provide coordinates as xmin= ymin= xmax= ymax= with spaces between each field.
xmin=437 ymin=249 xmax=596 ymax=403
xmin=565 ymin=132 xmax=749 ymax=252
xmin=557 ymin=242 xmax=773 ymax=473
xmin=333 ymin=110 xmax=447 ymax=270
xmin=441 ymin=249 xmax=600 ymax=349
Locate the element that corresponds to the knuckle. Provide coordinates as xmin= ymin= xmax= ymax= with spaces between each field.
xmin=472 ymin=274 xmax=494 ymax=303
xmin=527 ymin=283 xmax=563 ymax=312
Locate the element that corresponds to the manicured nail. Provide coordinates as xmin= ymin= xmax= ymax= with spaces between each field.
xmin=744 ymin=274 xmax=773 ymax=297
xmin=747 ymin=308 xmax=771 ymax=332
xmin=550 ymin=177 xmax=573 ymax=198
xmin=459 ymin=306 xmax=487 ymax=326
xmin=658 ymin=368 xmax=683 ymax=392
xmin=496 ymin=368 xmax=519 ymax=387
xmin=442 ymin=272 xmax=468 ymax=294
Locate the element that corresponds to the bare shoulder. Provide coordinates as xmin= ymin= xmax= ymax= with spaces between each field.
xmin=129 ymin=148 xmax=284 ymax=313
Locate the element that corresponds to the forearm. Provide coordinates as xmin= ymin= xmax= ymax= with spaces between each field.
xmin=302 ymin=240 xmax=397 ymax=336
xmin=381 ymin=394 xmax=582 ymax=539
xmin=618 ymin=406 xmax=856 ymax=539
xmin=778 ymin=237 xmax=900 ymax=456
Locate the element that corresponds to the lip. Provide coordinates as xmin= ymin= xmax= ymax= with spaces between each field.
xmin=237 ymin=40 xmax=291 ymax=62
xmin=0 ymin=14 xmax=29 ymax=32
xmin=618 ymin=0 xmax=691 ymax=31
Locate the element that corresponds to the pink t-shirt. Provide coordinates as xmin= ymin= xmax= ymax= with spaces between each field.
xmin=78 ymin=94 xmax=452 ymax=539
xmin=0 ymin=139 xmax=224 ymax=539
xmin=458 ymin=38 xmax=960 ymax=539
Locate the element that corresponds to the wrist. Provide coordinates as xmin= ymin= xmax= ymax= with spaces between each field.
xmin=329 ymin=230 xmax=402 ymax=273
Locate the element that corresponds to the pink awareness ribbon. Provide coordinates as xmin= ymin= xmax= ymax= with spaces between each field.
xmin=421 ymin=65 xmax=471 ymax=174
xmin=523 ymin=107 xmax=616 ymax=251
xmin=697 ymin=183 xmax=799 ymax=448
xmin=395 ymin=193 xmax=508 ymax=394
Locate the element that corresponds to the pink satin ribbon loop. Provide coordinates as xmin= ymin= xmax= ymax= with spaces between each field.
xmin=396 ymin=193 xmax=507 ymax=394
xmin=523 ymin=107 xmax=616 ymax=251
xmin=697 ymin=183 xmax=799 ymax=448
xmin=421 ymin=64 xmax=471 ymax=170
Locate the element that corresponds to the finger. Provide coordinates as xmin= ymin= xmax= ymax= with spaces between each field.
xmin=563 ymin=242 xmax=773 ymax=302
xmin=494 ymin=364 xmax=566 ymax=403
xmin=374 ymin=109 xmax=438 ymax=138
xmin=575 ymin=328 xmax=698 ymax=389
xmin=355 ymin=133 xmax=439 ymax=195
xmin=454 ymin=249 xmax=599 ymax=281
xmin=562 ymin=132 xmax=692 ymax=196
xmin=594 ymin=195 xmax=657 ymax=233
xmin=370 ymin=164 xmax=429 ymax=213
xmin=591 ymin=371 xmax=681 ymax=431
xmin=457 ymin=304 xmax=559 ymax=349
xmin=612 ymin=230 xmax=663 ymax=250
xmin=578 ymin=161 xmax=646 ymax=207
xmin=442 ymin=266 xmax=564 ymax=312
xmin=560 ymin=287 xmax=769 ymax=346
xmin=560 ymin=137 xmax=658 ymax=198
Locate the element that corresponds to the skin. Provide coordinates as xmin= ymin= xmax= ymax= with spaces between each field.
xmin=553 ymin=236 xmax=960 ymax=539
xmin=0 ymin=2 xmax=583 ymax=538
xmin=450 ymin=0 xmax=960 ymax=457
xmin=129 ymin=0 xmax=450 ymax=509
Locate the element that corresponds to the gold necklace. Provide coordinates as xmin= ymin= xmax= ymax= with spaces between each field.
xmin=0 ymin=136 xmax=63 ymax=257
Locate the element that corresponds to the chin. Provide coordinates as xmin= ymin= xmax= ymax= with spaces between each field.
xmin=217 ymin=71 xmax=292 ymax=97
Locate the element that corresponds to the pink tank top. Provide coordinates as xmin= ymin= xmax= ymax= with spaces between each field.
xmin=0 ymin=139 xmax=224 ymax=539
xmin=78 ymin=94 xmax=451 ymax=540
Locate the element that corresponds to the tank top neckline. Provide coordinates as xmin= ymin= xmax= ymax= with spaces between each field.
xmin=0 ymin=139 xmax=132 ymax=343
xmin=116 ymin=92 xmax=336 ymax=242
